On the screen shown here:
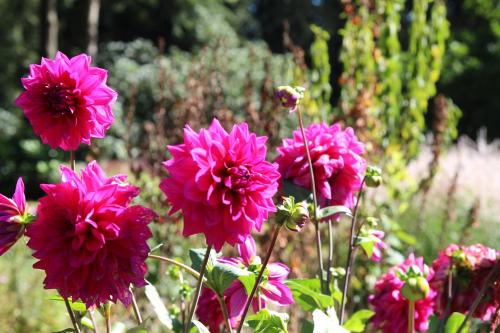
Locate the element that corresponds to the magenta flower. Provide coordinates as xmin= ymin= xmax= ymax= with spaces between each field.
xmin=196 ymin=288 xmax=227 ymax=333
xmin=276 ymin=123 xmax=365 ymax=209
xmin=160 ymin=119 xmax=280 ymax=251
xmin=369 ymin=254 xmax=436 ymax=333
xmin=0 ymin=178 xmax=28 ymax=255
xmin=196 ymin=237 xmax=294 ymax=331
xmin=26 ymin=161 xmax=155 ymax=308
xmin=431 ymin=244 xmax=499 ymax=321
xmin=16 ymin=51 xmax=117 ymax=151
xmin=367 ymin=230 xmax=387 ymax=262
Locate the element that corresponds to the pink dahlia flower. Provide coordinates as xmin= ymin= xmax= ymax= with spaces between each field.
xmin=276 ymin=123 xmax=365 ymax=209
xmin=26 ymin=161 xmax=155 ymax=308
xmin=369 ymin=254 xmax=436 ymax=333
xmin=0 ymin=178 xmax=27 ymax=255
xmin=160 ymin=119 xmax=280 ymax=251
xmin=16 ymin=51 xmax=117 ymax=151
xmin=430 ymin=244 xmax=499 ymax=321
xmin=196 ymin=237 xmax=294 ymax=331
xmin=366 ymin=230 xmax=387 ymax=262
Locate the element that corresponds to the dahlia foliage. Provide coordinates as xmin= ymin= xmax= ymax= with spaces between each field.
xmin=5 ymin=54 xmax=499 ymax=333
xmin=369 ymin=255 xmax=436 ymax=333
xmin=197 ymin=237 xmax=293 ymax=331
xmin=16 ymin=52 xmax=117 ymax=151
xmin=160 ymin=118 xmax=280 ymax=251
xmin=276 ymin=122 xmax=366 ymax=209
xmin=26 ymin=162 xmax=155 ymax=307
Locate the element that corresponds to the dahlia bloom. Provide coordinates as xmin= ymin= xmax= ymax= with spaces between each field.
xmin=0 ymin=178 xmax=28 ymax=255
xmin=16 ymin=51 xmax=117 ymax=151
xmin=160 ymin=119 xmax=280 ymax=251
xmin=196 ymin=237 xmax=294 ymax=331
xmin=26 ymin=161 xmax=155 ymax=308
xmin=364 ymin=230 xmax=387 ymax=262
xmin=430 ymin=244 xmax=499 ymax=321
xmin=276 ymin=123 xmax=365 ymax=209
xmin=369 ymin=254 xmax=436 ymax=333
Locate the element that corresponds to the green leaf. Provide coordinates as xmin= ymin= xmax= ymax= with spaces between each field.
xmin=300 ymin=320 xmax=314 ymax=333
xmin=357 ymin=236 xmax=375 ymax=258
xmin=247 ymin=309 xmax=289 ymax=333
xmin=285 ymin=279 xmax=333 ymax=311
xmin=427 ymin=316 xmax=439 ymax=333
xmin=312 ymin=308 xmax=349 ymax=333
xmin=81 ymin=317 xmax=95 ymax=330
xmin=189 ymin=248 xmax=217 ymax=272
xmin=144 ymin=284 xmax=173 ymax=329
xmin=49 ymin=295 xmax=87 ymax=312
xmin=342 ymin=310 xmax=374 ymax=332
xmin=208 ymin=263 xmax=248 ymax=296
xmin=444 ymin=312 xmax=469 ymax=333
xmin=238 ymin=272 xmax=257 ymax=295
xmin=189 ymin=320 xmax=210 ymax=333
xmin=318 ymin=205 xmax=352 ymax=220
xmin=52 ymin=329 xmax=75 ymax=333
xmin=395 ymin=230 xmax=417 ymax=245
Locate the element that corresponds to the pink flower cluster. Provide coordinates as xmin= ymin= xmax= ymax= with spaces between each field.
xmin=369 ymin=255 xmax=436 ymax=333
xmin=196 ymin=237 xmax=293 ymax=332
xmin=0 ymin=178 xmax=27 ymax=255
xmin=276 ymin=123 xmax=366 ymax=209
xmin=160 ymin=119 xmax=280 ymax=251
xmin=26 ymin=162 xmax=155 ymax=308
xmin=16 ymin=52 xmax=117 ymax=151
xmin=430 ymin=244 xmax=500 ymax=321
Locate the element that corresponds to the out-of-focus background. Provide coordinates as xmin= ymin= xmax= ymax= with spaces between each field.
xmin=0 ymin=0 xmax=498 ymax=332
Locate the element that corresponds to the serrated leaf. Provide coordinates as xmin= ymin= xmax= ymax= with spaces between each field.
xmin=189 ymin=320 xmax=210 ymax=333
xmin=342 ymin=310 xmax=374 ymax=332
xmin=247 ymin=309 xmax=289 ymax=333
xmin=238 ymin=272 xmax=257 ymax=295
xmin=285 ymin=279 xmax=333 ymax=311
xmin=444 ymin=312 xmax=469 ymax=333
xmin=144 ymin=284 xmax=173 ymax=329
xmin=208 ymin=263 xmax=248 ymax=296
xmin=318 ymin=205 xmax=352 ymax=220
xmin=189 ymin=248 xmax=217 ymax=272
xmin=312 ymin=308 xmax=349 ymax=333
xmin=49 ymin=295 xmax=87 ymax=312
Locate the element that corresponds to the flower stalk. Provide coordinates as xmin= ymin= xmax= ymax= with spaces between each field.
xmin=339 ymin=178 xmax=365 ymax=324
xmin=105 ymin=302 xmax=111 ymax=333
xmin=236 ymin=225 xmax=283 ymax=333
xmin=64 ymin=298 xmax=82 ymax=333
xmin=408 ymin=300 xmax=415 ymax=333
xmin=183 ymin=245 xmax=213 ymax=333
xmin=130 ymin=287 xmax=143 ymax=325
xmin=217 ymin=294 xmax=233 ymax=333
xmin=295 ymin=108 xmax=325 ymax=293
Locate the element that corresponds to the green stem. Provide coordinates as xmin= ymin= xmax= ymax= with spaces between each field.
xmin=296 ymin=108 xmax=325 ymax=292
xmin=89 ymin=310 xmax=100 ymax=333
xmin=326 ymin=219 xmax=334 ymax=294
xmin=130 ymin=287 xmax=143 ymax=325
xmin=216 ymin=294 xmax=233 ymax=333
xmin=339 ymin=178 xmax=365 ymax=325
xmin=148 ymin=254 xmax=202 ymax=280
xmin=183 ymin=245 xmax=213 ymax=333
xmin=70 ymin=150 xmax=76 ymax=171
xmin=64 ymin=298 xmax=81 ymax=333
xmin=105 ymin=302 xmax=111 ymax=333
xmin=236 ymin=226 xmax=282 ymax=333
xmin=408 ymin=300 xmax=415 ymax=333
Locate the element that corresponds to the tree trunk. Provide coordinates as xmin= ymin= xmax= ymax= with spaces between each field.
xmin=86 ymin=0 xmax=101 ymax=58
xmin=45 ymin=0 xmax=58 ymax=58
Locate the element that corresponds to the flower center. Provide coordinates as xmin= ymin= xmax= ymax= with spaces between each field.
xmin=43 ymin=82 xmax=78 ymax=115
xmin=224 ymin=164 xmax=252 ymax=189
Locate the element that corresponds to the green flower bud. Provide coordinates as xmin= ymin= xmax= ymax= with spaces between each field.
xmin=277 ymin=196 xmax=310 ymax=232
xmin=365 ymin=165 xmax=382 ymax=188
xmin=401 ymin=276 xmax=430 ymax=301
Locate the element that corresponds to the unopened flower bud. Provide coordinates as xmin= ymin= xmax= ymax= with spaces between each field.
xmin=365 ymin=165 xmax=382 ymax=188
xmin=275 ymin=86 xmax=305 ymax=111
xmin=277 ymin=196 xmax=310 ymax=232
xmin=401 ymin=276 xmax=430 ymax=301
